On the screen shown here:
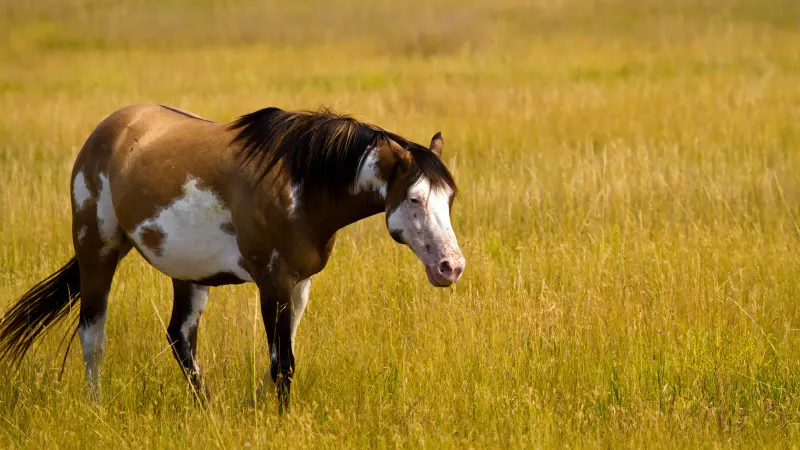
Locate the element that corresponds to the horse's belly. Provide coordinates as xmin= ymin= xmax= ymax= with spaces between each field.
xmin=128 ymin=178 xmax=253 ymax=283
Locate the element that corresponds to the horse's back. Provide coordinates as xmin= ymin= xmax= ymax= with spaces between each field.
xmin=73 ymin=104 xmax=216 ymax=177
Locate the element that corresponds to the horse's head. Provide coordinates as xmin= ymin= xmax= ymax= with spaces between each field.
xmin=377 ymin=132 xmax=465 ymax=287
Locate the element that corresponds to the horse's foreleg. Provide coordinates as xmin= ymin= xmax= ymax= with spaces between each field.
xmin=289 ymin=277 xmax=312 ymax=351
xmin=250 ymin=277 xmax=311 ymax=409
xmin=167 ymin=279 xmax=209 ymax=397
xmin=256 ymin=271 xmax=296 ymax=414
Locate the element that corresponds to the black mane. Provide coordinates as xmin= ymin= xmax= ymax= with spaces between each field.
xmin=228 ymin=107 xmax=457 ymax=196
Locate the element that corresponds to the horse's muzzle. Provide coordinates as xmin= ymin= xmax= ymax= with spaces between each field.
xmin=425 ymin=256 xmax=465 ymax=287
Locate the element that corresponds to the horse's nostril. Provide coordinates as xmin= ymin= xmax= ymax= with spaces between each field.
xmin=438 ymin=260 xmax=453 ymax=276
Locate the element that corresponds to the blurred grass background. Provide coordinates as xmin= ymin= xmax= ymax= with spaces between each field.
xmin=2 ymin=0 xmax=800 ymax=447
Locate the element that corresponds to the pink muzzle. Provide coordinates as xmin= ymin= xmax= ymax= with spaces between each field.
xmin=425 ymin=255 xmax=465 ymax=287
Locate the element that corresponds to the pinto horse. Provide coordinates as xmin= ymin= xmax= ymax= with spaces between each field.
xmin=0 ymin=104 xmax=464 ymax=411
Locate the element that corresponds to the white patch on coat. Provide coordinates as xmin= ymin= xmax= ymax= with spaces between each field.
xmin=267 ymin=250 xmax=279 ymax=274
xmin=387 ymin=177 xmax=460 ymax=266
xmin=290 ymin=277 xmax=312 ymax=349
xmin=270 ymin=343 xmax=278 ymax=367
xmin=131 ymin=177 xmax=254 ymax=282
xmin=77 ymin=226 xmax=87 ymax=244
xmin=352 ymin=147 xmax=386 ymax=198
xmin=79 ymin=310 xmax=107 ymax=398
xmin=96 ymin=173 xmax=121 ymax=255
xmin=287 ymin=183 xmax=302 ymax=218
xmin=180 ymin=284 xmax=209 ymax=343
xmin=72 ymin=172 xmax=92 ymax=211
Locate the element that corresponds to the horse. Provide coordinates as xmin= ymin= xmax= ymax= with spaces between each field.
xmin=0 ymin=104 xmax=465 ymax=412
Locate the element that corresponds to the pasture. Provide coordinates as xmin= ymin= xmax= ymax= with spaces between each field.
xmin=2 ymin=0 xmax=800 ymax=447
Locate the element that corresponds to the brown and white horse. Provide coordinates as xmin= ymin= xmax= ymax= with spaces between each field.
xmin=0 ymin=104 xmax=464 ymax=411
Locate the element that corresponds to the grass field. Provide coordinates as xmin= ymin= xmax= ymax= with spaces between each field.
xmin=3 ymin=0 xmax=800 ymax=447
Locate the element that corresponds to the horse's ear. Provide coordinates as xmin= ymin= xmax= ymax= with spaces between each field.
xmin=379 ymin=135 xmax=413 ymax=173
xmin=429 ymin=132 xmax=444 ymax=156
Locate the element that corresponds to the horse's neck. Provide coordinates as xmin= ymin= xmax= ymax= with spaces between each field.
xmin=302 ymin=143 xmax=387 ymax=236
xmin=302 ymin=190 xmax=385 ymax=240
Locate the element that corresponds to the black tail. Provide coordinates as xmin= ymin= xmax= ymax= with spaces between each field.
xmin=0 ymin=257 xmax=81 ymax=367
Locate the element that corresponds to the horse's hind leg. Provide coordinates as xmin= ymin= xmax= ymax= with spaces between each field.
xmin=72 ymin=170 xmax=130 ymax=401
xmin=77 ymin=255 xmax=127 ymax=401
xmin=167 ymin=279 xmax=209 ymax=395
xmin=74 ymin=243 xmax=130 ymax=401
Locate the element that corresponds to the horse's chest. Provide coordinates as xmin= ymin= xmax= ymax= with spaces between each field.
xmin=129 ymin=179 xmax=253 ymax=283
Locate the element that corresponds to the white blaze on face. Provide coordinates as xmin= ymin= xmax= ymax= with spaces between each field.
xmin=387 ymin=177 xmax=463 ymax=284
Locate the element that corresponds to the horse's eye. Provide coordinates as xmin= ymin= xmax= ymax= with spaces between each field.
xmin=409 ymin=197 xmax=422 ymax=204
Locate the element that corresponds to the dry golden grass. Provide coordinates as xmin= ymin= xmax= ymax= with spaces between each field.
xmin=3 ymin=0 xmax=800 ymax=447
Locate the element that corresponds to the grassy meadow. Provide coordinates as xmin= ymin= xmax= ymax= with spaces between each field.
xmin=3 ymin=0 xmax=800 ymax=447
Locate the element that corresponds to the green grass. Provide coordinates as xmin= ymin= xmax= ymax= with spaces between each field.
xmin=3 ymin=0 xmax=800 ymax=447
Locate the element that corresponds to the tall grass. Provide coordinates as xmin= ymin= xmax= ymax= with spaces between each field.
xmin=2 ymin=0 xmax=800 ymax=447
